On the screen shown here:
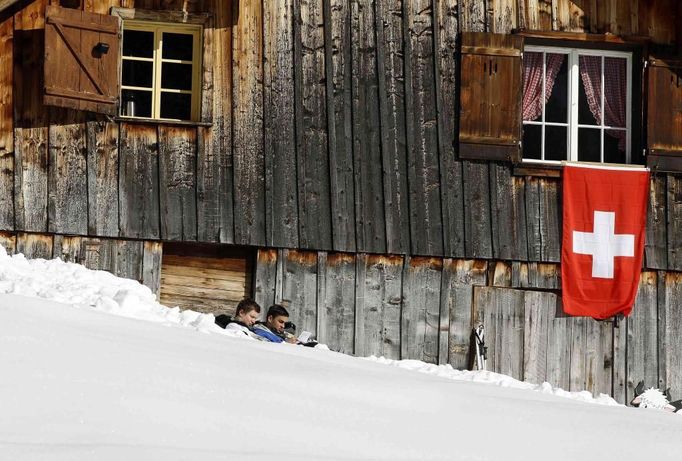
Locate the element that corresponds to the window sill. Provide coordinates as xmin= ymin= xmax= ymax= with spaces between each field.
xmin=513 ymin=163 xmax=562 ymax=178
xmin=114 ymin=117 xmax=213 ymax=128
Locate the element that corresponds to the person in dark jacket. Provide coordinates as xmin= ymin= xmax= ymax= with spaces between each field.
xmin=252 ymin=304 xmax=296 ymax=343
xmin=224 ymin=299 xmax=262 ymax=339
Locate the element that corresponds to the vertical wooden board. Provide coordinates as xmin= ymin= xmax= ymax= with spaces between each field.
xmin=512 ymin=262 xmax=560 ymax=289
xmin=376 ymin=0 xmax=409 ymax=255
xmin=523 ymin=290 xmax=553 ymax=384
xmin=118 ymin=123 xmax=160 ymax=239
xmin=645 ymin=175 xmax=666 ymax=270
xmin=281 ymin=250 xmax=318 ymax=335
xmin=86 ymin=120 xmax=119 ymax=237
xmin=524 ymin=177 xmax=542 ymax=261
xmin=584 ymin=318 xmax=613 ymax=396
xmin=324 ymin=0 xmax=355 ymax=253
xmin=354 ymin=253 xmax=403 ymax=359
xmin=568 ymin=316 xmax=587 ymax=391
xmin=318 ymin=252 xmax=356 ymax=354
xmin=660 ymin=272 xmax=682 ymax=399
xmin=142 ymin=241 xmax=162 ymax=298
xmin=490 ymin=164 xmax=528 ymax=261
xmin=537 ymin=0 xmax=553 ymax=30
xmin=48 ymin=109 xmax=87 ymax=235
xmin=434 ymin=0 xmax=464 ymax=258
xmin=81 ymin=237 xmax=115 ymax=272
xmin=0 ymin=17 xmax=14 ymax=230
xmin=451 ymin=258 xmax=488 ymax=285
xmin=626 ymin=271 xmax=658 ymax=402
xmin=351 ymin=0 xmax=385 ymax=254
xmin=254 ymin=249 xmax=278 ymax=313
xmin=666 ymin=174 xmax=682 ymax=271
xmin=539 ymin=178 xmax=561 ymax=262
xmin=490 ymin=0 xmax=517 ymax=33
xmin=612 ymin=314 xmax=627 ymax=404
xmin=490 ymin=261 xmax=511 ymax=287
xmin=547 ymin=315 xmax=571 ymax=390
xmin=401 ymin=257 xmax=442 ymax=363
xmin=113 ymin=239 xmax=144 ymax=281
xmin=459 ymin=0 xmax=487 ymax=32
xmin=233 ymin=0 xmax=265 ymax=246
xmin=404 ymin=0 xmax=443 ymax=256
xmin=197 ymin=0 xmax=233 ymax=244
xmin=16 ymin=232 xmax=53 ymax=260
xmin=84 ymin=0 xmax=122 ymax=14
xmin=14 ymin=0 xmax=48 ymax=233
xmin=53 ymin=235 xmax=83 ymax=263
xmin=463 ymin=161 xmax=492 ymax=259
xmin=441 ymin=259 xmax=474 ymax=369
xmin=294 ymin=0 xmax=332 ymax=250
xmin=263 ymin=0 xmax=299 ymax=249
xmin=0 ymin=232 xmax=16 ymax=254
xmin=158 ymin=126 xmax=197 ymax=241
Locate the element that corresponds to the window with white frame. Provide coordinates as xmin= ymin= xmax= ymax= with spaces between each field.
xmin=522 ymin=46 xmax=632 ymax=164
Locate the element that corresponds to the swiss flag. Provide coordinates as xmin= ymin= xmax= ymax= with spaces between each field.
xmin=561 ymin=164 xmax=649 ymax=319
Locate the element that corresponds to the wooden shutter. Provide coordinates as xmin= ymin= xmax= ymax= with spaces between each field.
xmin=647 ymin=57 xmax=682 ymax=171
xmin=459 ymin=32 xmax=523 ymax=162
xmin=44 ymin=5 xmax=120 ymax=115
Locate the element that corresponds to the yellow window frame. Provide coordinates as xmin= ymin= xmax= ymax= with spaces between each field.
xmin=120 ymin=20 xmax=203 ymax=122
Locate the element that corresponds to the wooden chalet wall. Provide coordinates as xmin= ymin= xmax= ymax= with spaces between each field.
xmin=0 ymin=0 xmax=681 ymax=404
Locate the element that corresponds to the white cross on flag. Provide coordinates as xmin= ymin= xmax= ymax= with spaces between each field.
xmin=561 ymin=164 xmax=649 ymax=319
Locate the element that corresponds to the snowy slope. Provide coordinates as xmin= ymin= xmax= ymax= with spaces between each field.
xmin=0 ymin=249 xmax=680 ymax=460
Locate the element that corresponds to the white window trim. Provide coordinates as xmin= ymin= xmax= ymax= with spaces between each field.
xmin=522 ymin=45 xmax=632 ymax=165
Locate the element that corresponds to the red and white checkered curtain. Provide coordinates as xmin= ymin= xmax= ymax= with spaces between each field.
xmin=522 ymin=52 xmax=565 ymax=121
xmin=579 ymin=55 xmax=627 ymax=150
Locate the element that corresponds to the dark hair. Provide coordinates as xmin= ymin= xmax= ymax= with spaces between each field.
xmin=266 ymin=304 xmax=289 ymax=319
xmin=236 ymin=298 xmax=261 ymax=316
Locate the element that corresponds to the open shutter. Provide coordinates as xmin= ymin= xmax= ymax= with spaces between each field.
xmin=646 ymin=57 xmax=682 ymax=171
xmin=44 ymin=5 xmax=120 ymax=115
xmin=459 ymin=32 xmax=523 ymax=161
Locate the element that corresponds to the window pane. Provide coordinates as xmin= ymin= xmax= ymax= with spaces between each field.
xmin=122 ymin=60 xmax=153 ymax=88
xmin=121 ymin=90 xmax=152 ymax=118
xmin=160 ymin=92 xmax=192 ymax=120
xmin=162 ymin=32 xmax=194 ymax=61
xmin=604 ymin=57 xmax=627 ymax=128
xmin=522 ymin=124 xmax=542 ymax=160
xmin=578 ymin=128 xmax=601 ymax=162
xmin=605 ymin=130 xmax=626 ymax=163
xmin=578 ymin=55 xmax=602 ymax=126
xmin=545 ymin=54 xmax=568 ymax=123
xmin=161 ymin=63 xmax=193 ymax=90
xmin=522 ymin=52 xmax=543 ymax=122
xmin=123 ymin=30 xmax=154 ymax=58
xmin=545 ymin=126 xmax=567 ymax=161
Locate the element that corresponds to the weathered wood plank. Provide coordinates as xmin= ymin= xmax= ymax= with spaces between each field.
xmin=626 ymin=271 xmax=658 ymax=402
xmin=569 ymin=316 xmax=587 ymax=392
xmin=118 ymin=123 xmax=159 ymax=239
xmin=142 ymin=241 xmax=162 ymax=298
xmin=539 ymin=178 xmax=561 ymax=262
xmin=490 ymin=260 xmax=511 ymax=287
xmin=523 ymin=290 xmax=553 ymax=384
xmin=354 ymin=253 xmax=403 ymax=359
xmin=232 ymin=0 xmax=265 ymax=246
xmin=86 ymin=119 xmax=119 ymax=237
xmin=158 ymin=126 xmax=197 ymax=241
xmin=490 ymin=0 xmax=517 ymax=33
xmin=376 ymin=0 xmax=409 ymax=255
xmin=511 ymin=262 xmax=560 ymax=289
xmin=317 ymin=252 xmax=355 ymax=354
xmin=14 ymin=0 xmax=48 ymax=232
xmin=659 ymin=271 xmax=682 ymax=399
xmin=666 ymin=174 xmax=682 ymax=270
xmin=404 ymin=0 xmax=443 ymax=256
xmin=0 ymin=17 xmax=14 ymax=230
xmin=524 ymin=177 xmax=542 ymax=261
xmin=113 ymin=239 xmax=143 ymax=281
xmin=16 ymin=232 xmax=53 ymax=259
xmin=281 ymin=250 xmax=318 ymax=335
xmin=547 ymin=315 xmax=571 ymax=390
xmin=459 ymin=0 xmax=487 ymax=32
xmin=197 ymin=0 xmax=233 ymax=243
xmin=401 ymin=256 xmax=442 ymax=363
xmin=645 ymin=175 xmax=667 ymax=270
xmin=294 ymin=0 xmax=332 ymax=250
xmin=434 ymin=0 xmax=464 ymax=258
xmin=490 ymin=163 xmax=528 ymax=261
xmin=440 ymin=258 xmax=475 ymax=368
xmin=254 ymin=249 xmax=278 ymax=314
xmin=53 ymin=234 xmax=82 ymax=263
xmin=463 ymin=161 xmax=492 ymax=259
xmin=584 ymin=318 xmax=613 ymax=396
xmin=351 ymin=0 xmax=385 ymax=254
xmin=84 ymin=0 xmax=121 ymax=15
xmin=324 ymin=0 xmax=355 ymax=252
xmin=0 ymin=231 xmax=16 ymax=254
xmin=263 ymin=0 xmax=298 ymax=249
xmin=48 ymin=109 xmax=87 ymax=235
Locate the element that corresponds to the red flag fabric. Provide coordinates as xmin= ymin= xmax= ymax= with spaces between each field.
xmin=561 ymin=164 xmax=649 ymax=319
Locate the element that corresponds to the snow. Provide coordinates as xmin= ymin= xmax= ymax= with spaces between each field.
xmin=0 ymin=247 xmax=681 ymax=460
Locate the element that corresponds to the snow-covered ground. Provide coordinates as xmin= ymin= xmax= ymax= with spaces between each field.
xmin=0 ymin=248 xmax=680 ymax=460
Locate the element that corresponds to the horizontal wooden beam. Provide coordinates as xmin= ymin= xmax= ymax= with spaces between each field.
xmin=0 ymin=0 xmax=21 ymax=15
